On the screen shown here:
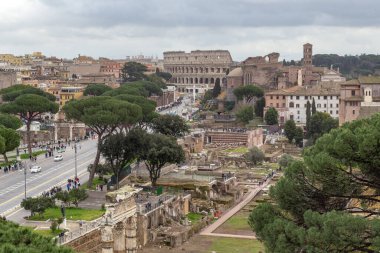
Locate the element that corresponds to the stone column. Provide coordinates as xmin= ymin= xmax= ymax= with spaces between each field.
xmin=54 ymin=123 xmax=58 ymax=142
xmin=113 ymin=222 xmax=126 ymax=253
xmin=69 ymin=124 xmax=73 ymax=141
xmin=101 ymin=225 xmax=114 ymax=253
xmin=125 ymin=215 xmax=137 ymax=253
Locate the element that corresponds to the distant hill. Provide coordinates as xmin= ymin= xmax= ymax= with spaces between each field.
xmin=284 ymin=54 xmax=380 ymax=78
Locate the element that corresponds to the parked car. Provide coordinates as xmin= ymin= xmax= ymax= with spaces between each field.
xmin=54 ymin=155 xmax=63 ymax=162
xmin=30 ymin=166 xmax=42 ymax=173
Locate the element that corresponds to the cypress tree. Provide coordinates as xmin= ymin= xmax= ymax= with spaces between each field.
xmin=306 ymin=100 xmax=311 ymax=137
xmin=312 ymin=98 xmax=317 ymax=115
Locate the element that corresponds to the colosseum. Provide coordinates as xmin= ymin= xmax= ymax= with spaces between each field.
xmin=163 ymin=50 xmax=233 ymax=94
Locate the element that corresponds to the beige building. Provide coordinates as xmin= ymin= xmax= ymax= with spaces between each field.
xmin=339 ymin=76 xmax=380 ymax=125
xmin=0 ymin=70 xmax=17 ymax=89
xmin=163 ymin=50 xmax=233 ymax=94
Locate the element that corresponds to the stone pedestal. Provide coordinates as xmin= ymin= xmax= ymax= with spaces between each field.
xmin=113 ymin=222 xmax=126 ymax=253
xmin=126 ymin=215 xmax=137 ymax=253
xmin=101 ymin=225 xmax=113 ymax=253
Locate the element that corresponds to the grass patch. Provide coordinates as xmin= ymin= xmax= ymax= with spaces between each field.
xmin=33 ymin=229 xmax=64 ymax=238
xmin=224 ymin=147 xmax=248 ymax=154
xmin=27 ymin=207 xmax=104 ymax=221
xmin=221 ymin=212 xmax=251 ymax=231
xmin=207 ymin=237 xmax=264 ymax=253
xmin=19 ymin=150 xmax=47 ymax=159
xmin=81 ymin=177 xmax=106 ymax=190
xmin=187 ymin=212 xmax=203 ymax=224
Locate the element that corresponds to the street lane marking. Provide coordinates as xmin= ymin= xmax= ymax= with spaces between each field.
xmin=0 ymin=158 xmax=94 ymax=209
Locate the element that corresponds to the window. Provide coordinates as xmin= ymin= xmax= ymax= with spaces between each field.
xmin=318 ymin=96 xmax=320 ymax=99
xmin=283 ymin=103 xmax=286 ymax=107
xmin=336 ymin=104 xmax=339 ymax=108
xmin=290 ymin=115 xmax=294 ymax=120
xmin=289 ymin=102 xmax=294 ymax=108
xmin=353 ymin=110 xmax=355 ymax=115
xmin=330 ymin=110 xmax=333 ymax=114
xmin=324 ymin=104 xmax=327 ymax=108
xmin=270 ymin=103 xmax=273 ymax=107
xmin=296 ymin=104 xmax=300 ymax=108
xmin=351 ymin=90 xmax=356 ymax=96
xmin=270 ymin=96 xmax=273 ymax=99
xmin=297 ymin=110 xmax=300 ymax=114
xmin=305 ymin=96 xmax=308 ymax=99
xmin=330 ymin=96 xmax=333 ymax=99
xmin=276 ymin=96 xmax=279 ymax=99
xmin=324 ymin=96 xmax=327 ymax=99
xmin=296 ymin=96 xmax=300 ymax=100
xmin=336 ymin=110 xmax=339 ymax=114
xmin=283 ymin=96 xmax=285 ymax=99
xmin=317 ymin=104 xmax=321 ymax=108
xmin=290 ymin=96 xmax=293 ymax=99
xmin=276 ymin=103 xmax=279 ymax=108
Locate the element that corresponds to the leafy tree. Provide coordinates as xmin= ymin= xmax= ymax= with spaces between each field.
xmin=0 ymin=113 xmax=22 ymax=129
xmin=151 ymin=114 xmax=189 ymax=138
xmin=249 ymin=114 xmax=380 ymax=252
xmin=0 ymin=126 xmax=20 ymax=162
xmin=121 ymin=62 xmax=147 ymax=82
xmin=55 ymin=191 xmax=71 ymax=206
xmin=201 ymin=90 xmax=213 ymax=105
xmin=245 ymin=146 xmax=265 ymax=165
xmin=138 ymin=133 xmax=185 ymax=186
xmin=212 ymin=78 xmax=221 ymax=98
xmin=146 ymin=74 xmax=167 ymax=88
xmin=87 ymin=163 xmax=112 ymax=180
xmin=312 ymin=97 xmax=316 ymax=114
xmin=224 ymin=101 xmax=235 ymax=111
xmin=0 ymin=94 xmax=58 ymax=155
xmin=0 ymin=84 xmax=56 ymax=102
xmin=83 ymin=84 xmax=112 ymax=96
xmin=309 ymin=111 xmax=338 ymax=142
xmin=155 ymin=71 xmax=172 ymax=81
xmin=0 ymin=218 xmax=74 ymax=253
xmin=306 ymin=100 xmax=311 ymax=137
xmin=254 ymin=97 xmax=265 ymax=117
xmin=284 ymin=119 xmax=297 ymax=143
xmin=100 ymin=132 xmax=138 ymax=189
xmin=264 ymin=107 xmax=278 ymax=125
xmin=236 ymin=105 xmax=254 ymax=124
xmin=233 ymin=84 xmax=264 ymax=103
xmin=294 ymin=127 xmax=304 ymax=146
xmin=63 ymin=96 xmax=142 ymax=187
xmin=102 ymin=83 xmax=149 ymax=97
xmin=115 ymin=94 xmax=157 ymax=126
xmin=278 ymin=154 xmax=294 ymax=169
xmin=21 ymin=196 xmax=55 ymax=216
xmin=68 ymin=188 xmax=88 ymax=207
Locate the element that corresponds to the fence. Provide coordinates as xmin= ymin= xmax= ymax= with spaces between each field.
xmin=57 ymin=217 xmax=103 ymax=245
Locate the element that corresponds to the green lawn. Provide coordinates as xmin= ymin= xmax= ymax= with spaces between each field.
xmin=221 ymin=213 xmax=251 ymax=231
xmin=19 ymin=150 xmax=47 ymax=159
xmin=187 ymin=212 xmax=203 ymax=224
xmin=33 ymin=229 xmax=64 ymax=238
xmin=207 ymin=237 xmax=264 ymax=253
xmin=28 ymin=207 xmax=104 ymax=221
xmin=81 ymin=177 xmax=106 ymax=190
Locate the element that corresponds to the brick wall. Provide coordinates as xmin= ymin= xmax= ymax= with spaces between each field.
xmin=66 ymin=229 xmax=102 ymax=253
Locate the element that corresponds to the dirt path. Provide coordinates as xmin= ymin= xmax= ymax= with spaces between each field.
xmin=200 ymin=178 xmax=271 ymax=237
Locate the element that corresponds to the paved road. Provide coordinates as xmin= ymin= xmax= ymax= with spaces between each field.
xmin=0 ymin=139 xmax=98 ymax=220
xmin=200 ymin=179 xmax=271 ymax=237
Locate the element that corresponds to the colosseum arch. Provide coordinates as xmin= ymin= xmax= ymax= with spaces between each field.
xmin=205 ymin=78 xmax=209 ymax=84
xmin=199 ymin=78 xmax=203 ymax=84
xmin=211 ymin=78 xmax=215 ymax=84
xmin=195 ymin=78 xmax=198 ymax=84
xmin=190 ymin=78 xmax=193 ymax=84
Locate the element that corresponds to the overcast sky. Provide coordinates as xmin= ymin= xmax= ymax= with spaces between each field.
xmin=0 ymin=0 xmax=379 ymax=61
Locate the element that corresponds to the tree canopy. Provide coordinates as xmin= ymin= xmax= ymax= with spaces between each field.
xmin=309 ymin=111 xmax=338 ymax=142
xmin=245 ymin=146 xmax=265 ymax=165
xmin=151 ymin=114 xmax=189 ymax=138
xmin=284 ymin=119 xmax=297 ymax=143
xmin=249 ymin=114 xmax=380 ymax=252
xmin=233 ymin=84 xmax=264 ymax=103
xmin=254 ymin=97 xmax=265 ymax=118
xmin=236 ymin=105 xmax=254 ymax=124
xmin=0 ymin=218 xmax=74 ymax=253
xmin=154 ymin=71 xmax=172 ymax=81
xmin=212 ymin=78 xmax=221 ymax=98
xmin=0 ymin=113 xmax=22 ymax=130
xmin=0 ymin=126 xmax=20 ymax=162
xmin=264 ymin=107 xmax=278 ymax=125
xmin=83 ymin=84 xmax=112 ymax=96
xmin=137 ymin=133 xmax=185 ymax=186
xmin=0 ymin=84 xmax=56 ymax=102
xmin=0 ymin=94 xmax=58 ymax=155
xmin=63 ymin=96 xmax=142 ymax=186
xmin=121 ymin=62 xmax=147 ymax=82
